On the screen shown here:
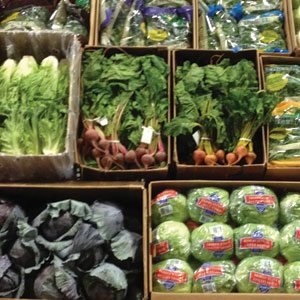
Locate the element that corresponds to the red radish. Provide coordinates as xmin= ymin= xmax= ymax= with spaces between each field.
xmin=118 ymin=143 xmax=128 ymax=155
xmin=226 ymin=152 xmax=237 ymax=165
xmin=136 ymin=147 xmax=148 ymax=160
xmin=141 ymin=154 xmax=155 ymax=169
xmin=155 ymin=151 xmax=167 ymax=163
xmin=125 ymin=150 xmax=142 ymax=168
xmin=101 ymin=156 xmax=113 ymax=170
xmin=245 ymin=152 xmax=257 ymax=165
xmin=234 ymin=145 xmax=248 ymax=164
xmin=204 ymin=154 xmax=217 ymax=165
xmin=115 ymin=153 xmax=125 ymax=165
xmin=91 ymin=148 xmax=103 ymax=169
xmin=192 ymin=149 xmax=206 ymax=165
xmin=98 ymin=139 xmax=110 ymax=152
xmin=215 ymin=149 xmax=225 ymax=164
xmin=83 ymin=127 xmax=104 ymax=152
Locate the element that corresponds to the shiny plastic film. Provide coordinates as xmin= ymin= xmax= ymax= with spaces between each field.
xmin=152 ymin=221 xmax=191 ymax=262
xmin=0 ymin=31 xmax=81 ymax=181
xmin=234 ymin=223 xmax=280 ymax=260
xmin=283 ymin=261 xmax=300 ymax=293
xmin=229 ymin=185 xmax=279 ymax=225
xmin=280 ymin=193 xmax=300 ymax=225
xmin=192 ymin=260 xmax=236 ymax=293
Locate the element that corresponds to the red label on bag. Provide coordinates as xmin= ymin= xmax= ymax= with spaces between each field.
xmin=249 ymin=272 xmax=281 ymax=288
xmin=152 ymin=241 xmax=170 ymax=256
xmin=296 ymin=229 xmax=300 ymax=241
xmin=294 ymin=280 xmax=300 ymax=291
xmin=155 ymin=269 xmax=188 ymax=283
xmin=152 ymin=190 xmax=178 ymax=206
xmin=244 ymin=195 xmax=275 ymax=205
xmin=196 ymin=197 xmax=226 ymax=215
xmin=203 ymin=239 xmax=233 ymax=251
xmin=239 ymin=237 xmax=273 ymax=250
xmin=193 ymin=266 xmax=223 ymax=281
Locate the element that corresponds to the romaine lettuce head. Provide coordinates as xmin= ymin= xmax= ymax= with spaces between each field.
xmin=192 ymin=260 xmax=236 ymax=293
xmin=234 ymin=223 xmax=280 ymax=260
xmin=187 ymin=187 xmax=229 ymax=224
xmin=152 ymin=259 xmax=193 ymax=293
xmin=280 ymin=220 xmax=300 ymax=262
xmin=191 ymin=223 xmax=234 ymax=262
xmin=283 ymin=261 xmax=300 ymax=293
xmin=152 ymin=190 xmax=189 ymax=226
xmin=280 ymin=193 xmax=300 ymax=225
xmin=152 ymin=221 xmax=190 ymax=261
xmin=229 ymin=185 xmax=278 ymax=226
xmin=235 ymin=256 xmax=283 ymax=293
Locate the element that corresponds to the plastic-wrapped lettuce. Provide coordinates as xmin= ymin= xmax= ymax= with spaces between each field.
xmin=229 ymin=185 xmax=279 ymax=226
xmin=152 ymin=259 xmax=193 ymax=293
xmin=152 ymin=221 xmax=190 ymax=261
xmin=280 ymin=193 xmax=300 ymax=225
xmin=234 ymin=224 xmax=280 ymax=260
xmin=283 ymin=261 xmax=300 ymax=293
xmin=187 ymin=188 xmax=229 ymax=224
xmin=235 ymin=256 xmax=283 ymax=293
xmin=192 ymin=260 xmax=236 ymax=293
xmin=280 ymin=220 xmax=300 ymax=262
xmin=152 ymin=189 xmax=189 ymax=226
xmin=191 ymin=223 xmax=234 ymax=262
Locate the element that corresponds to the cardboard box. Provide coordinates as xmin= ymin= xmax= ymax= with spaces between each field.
xmin=260 ymin=55 xmax=300 ymax=180
xmin=148 ymin=180 xmax=300 ymax=299
xmin=287 ymin=0 xmax=300 ymax=55
xmin=96 ymin=0 xmax=196 ymax=48
xmin=196 ymin=0 xmax=292 ymax=55
xmin=0 ymin=31 xmax=81 ymax=182
xmin=172 ymin=49 xmax=266 ymax=180
xmin=0 ymin=181 xmax=148 ymax=299
xmin=78 ymin=46 xmax=171 ymax=181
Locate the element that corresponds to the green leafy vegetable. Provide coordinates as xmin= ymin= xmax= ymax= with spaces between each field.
xmin=283 ymin=261 xmax=300 ymax=293
xmin=280 ymin=193 xmax=300 ymax=225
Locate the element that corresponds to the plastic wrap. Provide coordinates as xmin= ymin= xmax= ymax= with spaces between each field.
xmin=152 ymin=259 xmax=193 ymax=293
xmin=229 ymin=185 xmax=279 ymax=226
xmin=280 ymin=220 xmax=300 ymax=262
xmin=283 ymin=261 xmax=300 ymax=293
xmin=269 ymin=98 xmax=300 ymax=166
xmin=280 ymin=193 xmax=300 ymax=225
xmin=192 ymin=260 xmax=236 ymax=293
xmin=238 ymin=10 xmax=287 ymax=52
xmin=191 ymin=222 xmax=234 ymax=262
xmin=187 ymin=187 xmax=229 ymax=224
xmin=152 ymin=221 xmax=191 ymax=262
xmin=0 ymin=31 xmax=81 ymax=181
xmin=100 ymin=0 xmax=145 ymax=46
xmin=152 ymin=189 xmax=189 ymax=226
xmin=235 ymin=256 xmax=283 ymax=293
xmin=234 ymin=223 xmax=280 ymax=260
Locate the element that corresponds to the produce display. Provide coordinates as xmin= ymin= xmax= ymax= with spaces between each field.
xmin=166 ymin=57 xmax=280 ymax=166
xmin=100 ymin=0 xmax=193 ymax=47
xmin=0 ymin=1 xmax=89 ymax=37
xmin=151 ymin=186 xmax=300 ymax=294
xmin=293 ymin=0 xmax=300 ymax=46
xmin=198 ymin=0 xmax=288 ymax=52
xmin=0 ymin=198 xmax=143 ymax=299
xmin=0 ymin=55 xmax=69 ymax=155
xmin=79 ymin=49 xmax=169 ymax=171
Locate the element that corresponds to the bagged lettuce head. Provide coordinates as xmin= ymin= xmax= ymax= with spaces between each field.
xmin=229 ymin=185 xmax=278 ymax=226
xmin=280 ymin=220 xmax=300 ymax=262
xmin=280 ymin=193 xmax=300 ymax=225
xmin=234 ymin=223 xmax=280 ymax=260
xmin=235 ymin=256 xmax=283 ymax=293
xmin=191 ymin=223 xmax=233 ymax=262
xmin=152 ymin=190 xmax=189 ymax=226
xmin=152 ymin=221 xmax=190 ymax=261
xmin=152 ymin=259 xmax=193 ymax=293
xmin=284 ymin=262 xmax=300 ymax=293
xmin=187 ymin=188 xmax=229 ymax=224
xmin=192 ymin=260 xmax=236 ymax=293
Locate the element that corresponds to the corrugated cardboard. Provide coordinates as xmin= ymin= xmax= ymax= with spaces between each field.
xmin=148 ymin=180 xmax=300 ymax=299
xmin=78 ymin=46 xmax=171 ymax=181
xmin=260 ymin=55 xmax=300 ymax=180
xmin=172 ymin=49 xmax=266 ymax=180
xmin=0 ymin=181 xmax=148 ymax=300
xmin=0 ymin=31 xmax=81 ymax=182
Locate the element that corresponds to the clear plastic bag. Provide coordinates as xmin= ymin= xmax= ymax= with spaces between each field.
xmin=280 ymin=193 xmax=300 ymax=225
xmin=269 ymin=98 xmax=300 ymax=166
xmin=238 ymin=10 xmax=287 ymax=52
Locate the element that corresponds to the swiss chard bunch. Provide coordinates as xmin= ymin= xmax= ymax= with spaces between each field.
xmin=80 ymin=49 xmax=169 ymax=170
